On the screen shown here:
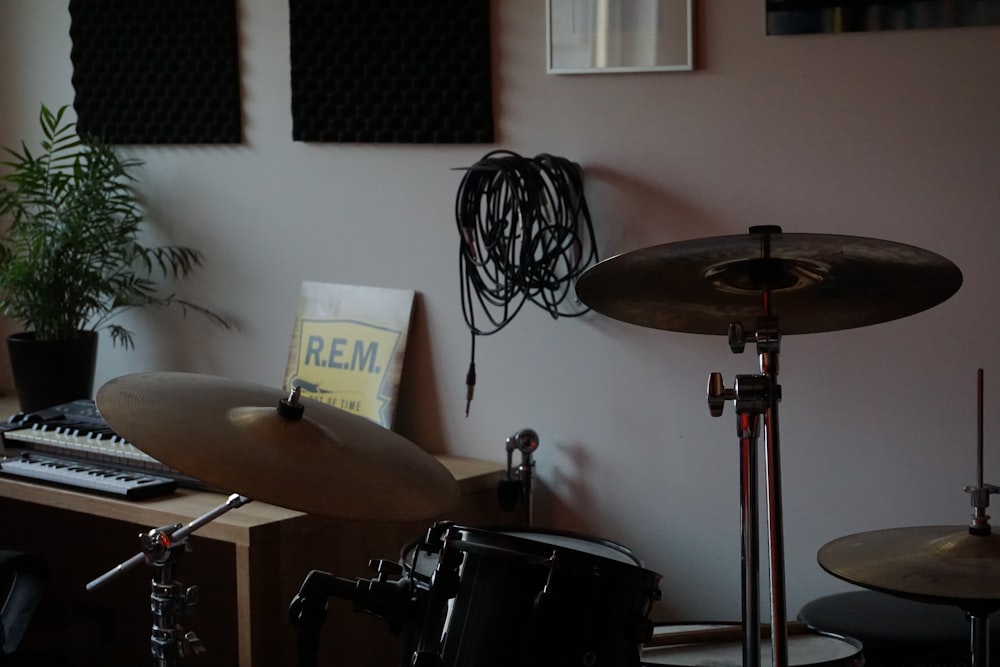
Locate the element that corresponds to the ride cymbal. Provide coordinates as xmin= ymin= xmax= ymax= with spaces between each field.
xmin=96 ymin=372 xmax=461 ymax=522
xmin=575 ymin=228 xmax=962 ymax=335
xmin=817 ymin=525 xmax=1000 ymax=606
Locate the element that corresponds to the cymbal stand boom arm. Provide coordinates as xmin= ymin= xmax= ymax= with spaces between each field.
xmin=86 ymin=493 xmax=253 ymax=666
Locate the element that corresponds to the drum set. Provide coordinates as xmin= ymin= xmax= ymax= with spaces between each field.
xmin=86 ymin=226 xmax=993 ymax=667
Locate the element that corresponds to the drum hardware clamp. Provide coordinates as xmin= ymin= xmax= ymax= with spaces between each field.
xmin=498 ymin=428 xmax=539 ymax=526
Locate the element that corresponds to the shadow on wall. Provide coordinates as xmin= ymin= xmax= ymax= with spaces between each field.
xmin=532 ymin=438 xmax=598 ymax=534
xmin=393 ymin=294 xmax=449 ymax=454
xmin=582 ymin=164 xmax=724 ymax=256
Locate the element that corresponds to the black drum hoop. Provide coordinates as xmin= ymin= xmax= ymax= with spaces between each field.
xmin=400 ymin=524 xmax=648 ymax=584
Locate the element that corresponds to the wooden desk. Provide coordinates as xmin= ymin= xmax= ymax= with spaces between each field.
xmin=0 ymin=455 xmax=508 ymax=666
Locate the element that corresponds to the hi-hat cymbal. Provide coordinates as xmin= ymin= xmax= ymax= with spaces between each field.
xmin=96 ymin=372 xmax=461 ymax=522
xmin=817 ymin=526 xmax=1000 ymax=606
xmin=575 ymin=229 xmax=962 ymax=335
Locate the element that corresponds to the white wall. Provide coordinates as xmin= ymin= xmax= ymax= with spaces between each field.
xmin=2 ymin=1 xmax=999 ymax=623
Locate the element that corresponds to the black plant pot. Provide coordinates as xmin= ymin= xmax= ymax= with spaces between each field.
xmin=7 ymin=331 xmax=99 ymax=413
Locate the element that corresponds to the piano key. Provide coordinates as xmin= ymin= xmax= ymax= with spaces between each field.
xmin=1 ymin=400 xmax=212 ymax=491
xmin=0 ymin=453 xmax=177 ymax=500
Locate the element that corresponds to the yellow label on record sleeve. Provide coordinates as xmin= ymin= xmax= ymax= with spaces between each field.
xmin=287 ymin=319 xmax=403 ymax=426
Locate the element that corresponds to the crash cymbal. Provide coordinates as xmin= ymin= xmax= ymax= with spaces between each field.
xmin=96 ymin=372 xmax=461 ymax=522
xmin=575 ymin=228 xmax=962 ymax=335
xmin=817 ymin=526 xmax=1000 ymax=606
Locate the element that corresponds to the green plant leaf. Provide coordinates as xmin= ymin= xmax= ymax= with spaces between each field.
xmin=0 ymin=103 xmax=229 ymax=345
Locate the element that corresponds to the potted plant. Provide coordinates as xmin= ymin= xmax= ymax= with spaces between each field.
xmin=0 ymin=103 xmax=228 ymax=412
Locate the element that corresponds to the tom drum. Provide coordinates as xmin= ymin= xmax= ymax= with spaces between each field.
xmin=401 ymin=525 xmax=662 ymax=667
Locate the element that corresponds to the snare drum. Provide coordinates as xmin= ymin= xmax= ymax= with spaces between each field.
xmin=402 ymin=525 xmax=662 ymax=667
xmin=643 ymin=624 xmax=864 ymax=667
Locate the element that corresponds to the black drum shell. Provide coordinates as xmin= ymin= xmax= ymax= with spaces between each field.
xmin=401 ymin=525 xmax=662 ymax=667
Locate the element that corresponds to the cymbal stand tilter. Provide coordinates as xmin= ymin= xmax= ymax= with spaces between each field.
xmin=707 ymin=233 xmax=789 ymax=667
xmin=87 ymin=492 xmax=252 ymax=666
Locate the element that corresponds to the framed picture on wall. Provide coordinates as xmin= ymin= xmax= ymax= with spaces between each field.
xmin=766 ymin=0 xmax=1000 ymax=34
xmin=547 ymin=0 xmax=693 ymax=73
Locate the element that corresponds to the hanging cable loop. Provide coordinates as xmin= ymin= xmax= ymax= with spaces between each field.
xmin=455 ymin=150 xmax=599 ymax=415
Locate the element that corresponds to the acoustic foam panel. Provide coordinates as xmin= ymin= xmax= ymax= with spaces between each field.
xmin=69 ymin=0 xmax=242 ymax=144
xmin=289 ymin=0 xmax=494 ymax=144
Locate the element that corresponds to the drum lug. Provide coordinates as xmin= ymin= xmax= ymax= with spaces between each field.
xmin=424 ymin=521 xmax=454 ymax=549
xmin=428 ymin=543 xmax=463 ymax=600
xmin=428 ymin=568 xmax=459 ymax=600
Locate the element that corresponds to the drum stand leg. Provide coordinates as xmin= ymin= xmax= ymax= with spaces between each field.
xmin=709 ymin=314 xmax=789 ymax=667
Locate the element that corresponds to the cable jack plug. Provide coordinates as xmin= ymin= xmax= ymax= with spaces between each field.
xmin=465 ymin=362 xmax=477 ymax=417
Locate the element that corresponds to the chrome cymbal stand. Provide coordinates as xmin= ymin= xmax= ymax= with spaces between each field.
xmin=707 ymin=231 xmax=789 ymax=667
xmin=964 ymin=369 xmax=998 ymax=667
xmin=88 ymin=492 xmax=252 ymax=666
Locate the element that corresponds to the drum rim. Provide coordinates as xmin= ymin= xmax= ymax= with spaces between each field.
xmin=490 ymin=525 xmax=645 ymax=566
xmin=644 ymin=622 xmax=864 ymax=666
xmin=401 ymin=525 xmax=645 ymax=566
xmin=443 ymin=524 xmax=659 ymax=578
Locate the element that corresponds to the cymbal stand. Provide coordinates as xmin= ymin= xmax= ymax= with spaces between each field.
xmin=963 ymin=369 xmax=999 ymax=667
xmin=709 ymin=371 xmax=763 ymax=667
xmin=87 ymin=492 xmax=252 ymax=666
xmin=707 ymin=247 xmax=789 ymax=667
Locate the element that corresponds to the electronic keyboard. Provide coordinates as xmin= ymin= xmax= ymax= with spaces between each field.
xmin=1 ymin=451 xmax=178 ymax=500
xmin=0 ymin=399 xmax=204 ymax=498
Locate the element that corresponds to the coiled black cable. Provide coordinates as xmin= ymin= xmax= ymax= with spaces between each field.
xmin=456 ymin=150 xmax=599 ymax=415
